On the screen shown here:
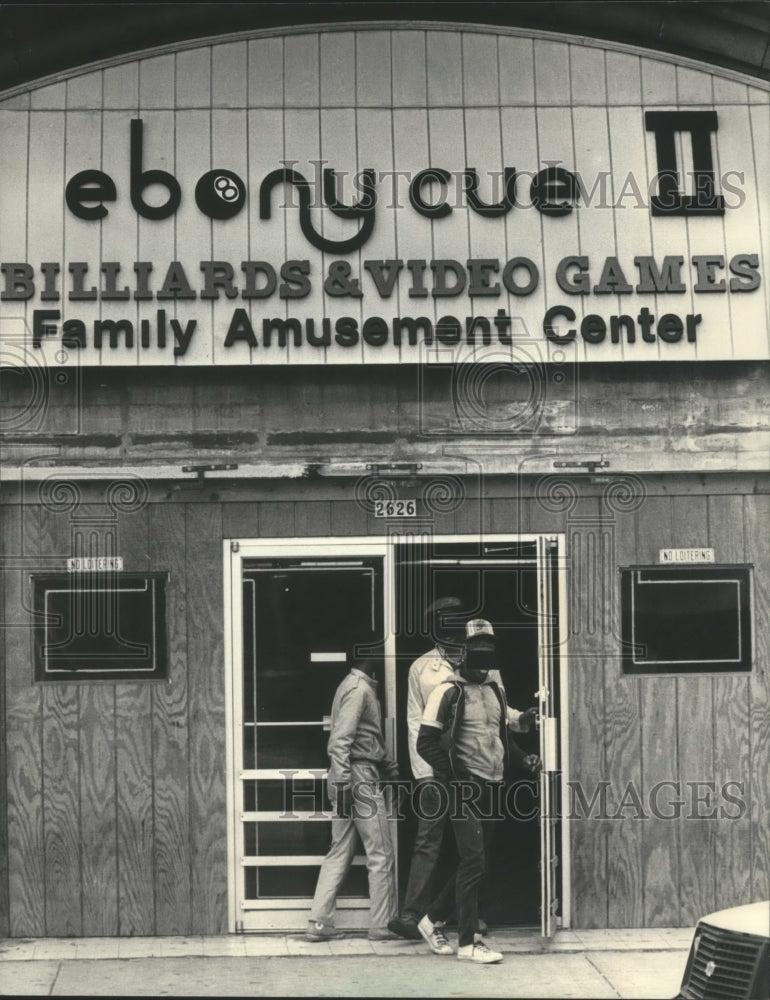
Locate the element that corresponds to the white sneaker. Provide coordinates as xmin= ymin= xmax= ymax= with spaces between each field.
xmin=457 ymin=941 xmax=503 ymax=964
xmin=417 ymin=914 xmax=454 ymax=955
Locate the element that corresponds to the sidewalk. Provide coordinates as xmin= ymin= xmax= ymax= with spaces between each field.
xmin=0 ymin=927 xmax=693 ymax=997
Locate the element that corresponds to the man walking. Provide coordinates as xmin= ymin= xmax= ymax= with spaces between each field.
xmin=388 ymin=601 xmax=536 ymax=942
xmin=415 ymin=622 xmax=542 ymax=964
xmin=307 ymin=655 xmax=399 ymax=942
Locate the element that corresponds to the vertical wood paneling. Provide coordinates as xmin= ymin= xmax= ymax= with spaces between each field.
xmin=30 ymin=82 xmax=66 ymax=110
xmin=499 ymin=107 xmax=547 ymax=346
xmin=66 ymin=71 xmax=102 ymax=110
xmin=101 ymin=110 xmax=140 ymax=366
xmin=635 ymin=495 xmax=680 ymax=926
xmin=150 ymin=505 xmax=191 ymax=934
xmin=745 ymin=494 xmax=770 ymax=900
xmin=608 ymin=104 xmax=658 ymax=362
xmin=212 ymin=41 xmax=247 ymax=107
xmin=42 ymin=684 xmax=81 ymax=935
xmin=135 ymin=109 xmax=178 ymax=368
xmin=186 ymin=503 xmax=227 ymax=933
xmin=294 ymin=500 xmax=332 ymax=537
xmin=176 ymin=47 xmax=211 ymax=109
xmin=605 ymin=501 xmax=644 ymax=927
xmin=391 ymin=31 xmax=426 ymax=107
xmin=709 ymin=494 xmax=752 ymax=906
xmin=719 ymin=105 xmax=768 ymax=360
xmin=426 ymin=31 xmax=463 ymax=107
xmin=320 ymin=107 xmax=364 ymax=364
xmin=498 ymin=35 xmax=534 ymax=105
xmin=605 ymin=51 xmax=643 ymax=106
xmin=429 ymin=107 xmax=473 ymax=321
xmin=114 ymin=505 xmax=155 ymax=934
xmin=138 ymin=54 xmax=175 ymax=109
xmin=211 ymin=108 xmax=248 ymax=366
xmin=392 ymin=108 xmax=432 ymax=360
xmin=461 ymin=33 xmax=498 ymax=106
xmin=222 ymin=502 xmax=260 ymax=539
xmin=284 ymin=34 xmax=319 ymax=107
xmin=569 ymin=45 xmax=607 ymax=106
xmin=355 ymin=31 xmax=391 ymax=108
xmin=571 ymin=104 xmax=619 ymax=363
xmin=641 ymin=58 xmax=677 ymax=106
xmin=749 ymin=104 xmax=770 ymax=329
xmin=672 ymin=494 xmax=716 ymax=923
xmin=283 ymin=108 xmax=321 ymax=364
xmin=258 ymin=501 xmax=295 ymax=538
xmin=567 ymin=496 xmax=609 ymax=927
xmin=320 ymin=32 xmax=355 ymax=107
xmin=356 ymin=107 xmax=396 ymax=365
xmin=246 ymin=107 xmax=285 ymax=364
xmin=29 ymin=110 xmax=66 ymax=367
xmin=330 ymin=499 xmax=368 ymax=536
xmin=6 ymin=504 xmax=45 ymax=935
xmin=676 ymin=65 xmax=712 ymax=105
xmin=534 ymin=40 xmax=570 ymax=106
xmin=174 ymin=109 xmax=214 ymax=366
xmin=248 ymin=36 xmax=283 ymax=107
xmin=0 ymin=506 xmax=9 ymax=936
xmin=103 ymin=62 xmax=139 ymax=110
xmin=79 ymin=684 xmax=118 ymax=936
xmin=40 ymin=506 xmax=81 ymax=936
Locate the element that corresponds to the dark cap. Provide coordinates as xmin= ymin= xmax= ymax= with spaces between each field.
xmin=425 ymin=596 xmax=465 ymax=645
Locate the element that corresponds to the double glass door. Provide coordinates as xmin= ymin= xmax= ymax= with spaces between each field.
xmin=226 ymin=536 xmax=563 ymax=934
xmin=232 ymin=548 xmax=390 ymax=929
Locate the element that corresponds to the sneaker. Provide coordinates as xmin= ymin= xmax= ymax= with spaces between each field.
xmin=457 ymin=941 xmax=503 ymax=964
xmin=417 ymin=914 xmax=454 ymax=955
xmin=305 ymin=920 xmax=343 ymax=942
xmin=387 ymin=916 xmax=422 ymax=941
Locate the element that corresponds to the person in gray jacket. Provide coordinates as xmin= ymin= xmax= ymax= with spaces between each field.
xmin=307 ymin=655 xmax=400 ymax=942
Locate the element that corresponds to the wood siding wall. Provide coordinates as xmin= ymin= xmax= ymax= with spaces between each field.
xmin=1 ymin=479 xmax=767 ymax=935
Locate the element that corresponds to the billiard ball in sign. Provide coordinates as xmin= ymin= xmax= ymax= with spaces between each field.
xmin=194 ymin=169 xmax=246 ymax=219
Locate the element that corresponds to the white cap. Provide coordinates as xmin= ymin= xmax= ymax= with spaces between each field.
xmin=465 ymin=618 xmax=494 ymax=639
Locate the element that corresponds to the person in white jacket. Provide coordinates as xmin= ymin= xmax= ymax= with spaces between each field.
xmin=388 ymin=602 xmax=537 ymax=942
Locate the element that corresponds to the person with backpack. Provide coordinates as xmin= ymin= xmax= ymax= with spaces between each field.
xmin=414 ymin=619 xmax=542 ymax=964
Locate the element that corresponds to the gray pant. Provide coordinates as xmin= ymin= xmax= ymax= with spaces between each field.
xmin=310 ymin=761 xmax=397 ymax=933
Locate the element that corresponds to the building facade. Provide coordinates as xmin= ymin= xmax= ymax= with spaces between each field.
xmin=0 ymin=10 xmax=768 ymax=937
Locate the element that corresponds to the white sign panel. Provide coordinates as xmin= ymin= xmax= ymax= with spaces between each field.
xmin=1 ymin=28 xmax=768 ymax=366
xmin=659 ymin=548 xmax=716 ymax=563
xmin=67 ymin=557 xmax=124 ymax=572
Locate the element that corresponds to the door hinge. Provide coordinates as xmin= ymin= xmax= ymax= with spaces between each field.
xmin=231 ymin=540 xmax=240 ymax=553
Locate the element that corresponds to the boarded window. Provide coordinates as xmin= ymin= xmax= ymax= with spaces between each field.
xmin=620 ymin=565 xmax=752 ymax=674
xmin=32 ymin=572 xmax=168 ymax=682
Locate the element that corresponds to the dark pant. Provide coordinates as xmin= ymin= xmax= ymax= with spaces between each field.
xmin=426 ymin=779 xmax=499 ymax=948
xmin=402 ymin=780 xmax=447 ymax=922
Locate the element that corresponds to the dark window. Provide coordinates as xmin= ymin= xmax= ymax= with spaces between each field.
xmin=32 ymin=572 xmax=168 ymax=682
xmin=620 ymin=565 xmax=752 ymax=674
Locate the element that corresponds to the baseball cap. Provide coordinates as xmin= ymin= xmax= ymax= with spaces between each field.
xmin=464 ymin=619 xmax=497 ymax=666
xmin=465 ymin=619 xmax=494 ymax=640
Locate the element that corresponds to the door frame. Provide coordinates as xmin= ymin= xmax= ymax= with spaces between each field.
xmin=223 ymin=533 xmax=570 ymax=934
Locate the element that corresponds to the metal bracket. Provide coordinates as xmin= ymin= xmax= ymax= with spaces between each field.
xmin=182 ymin=463 xmax=239 ymax=480
xmin=553 ymin=459 xmax=609 ymax=474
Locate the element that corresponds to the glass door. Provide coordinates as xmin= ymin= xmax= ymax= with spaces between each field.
xmin=232 ymin=551 xmax=389 ymax=930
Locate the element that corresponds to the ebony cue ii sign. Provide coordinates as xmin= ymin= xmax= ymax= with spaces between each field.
xmin=1 ymin=27 xmax=768 ymax=366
